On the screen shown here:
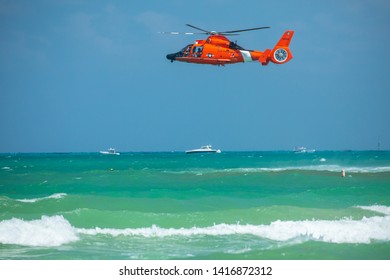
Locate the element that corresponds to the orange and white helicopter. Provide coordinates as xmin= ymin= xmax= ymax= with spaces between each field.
xmin=164 ymin=24 xmax=294 ymax=66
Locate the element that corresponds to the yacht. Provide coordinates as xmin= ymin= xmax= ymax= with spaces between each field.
xmin=186 ymin=145 xmax=221 ymax=154
xmin=100 ymin=148 xmax=120 ymax=155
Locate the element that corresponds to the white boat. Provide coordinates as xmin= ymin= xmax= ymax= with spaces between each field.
xmin=100 ymin=148 xmax=120 ymax=155
xmin=186 ymin=145 xmax=221 ymax=154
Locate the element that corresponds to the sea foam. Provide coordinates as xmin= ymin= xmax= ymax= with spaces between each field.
xmin=168 ymin=165 xmax=390 ymax=175
xmin=356 ymin=205 xmax=390 ymax=215
xmin=0 ymin=215 xmax=78 ymax=247
xmin=2 ymin=206 xmax=389 ymax=247
xmin=16 ymin=193 xmax=67 ymax=203
xmin=227 ymin=165 xmax=390 ymax=174
xmin=77 ymin=205 xmax=390 ymax=244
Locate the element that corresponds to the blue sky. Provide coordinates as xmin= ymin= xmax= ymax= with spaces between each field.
xmin=1 ymin=0 xmax=389 ymax=152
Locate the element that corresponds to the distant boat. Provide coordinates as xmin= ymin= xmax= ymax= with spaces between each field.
xmin=293 ymin=147 xmax=315 ymax=153
xmin=186 ymin=145 xmax=221 ymax=154
xmin=100 ymin=148 xmax=120 ymax=155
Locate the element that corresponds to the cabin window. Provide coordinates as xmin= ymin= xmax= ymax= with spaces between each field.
xmin=192 ymin=46 xmax=203 ymax=57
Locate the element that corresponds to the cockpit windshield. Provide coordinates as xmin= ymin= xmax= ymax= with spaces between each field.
xmin=181 ymin=44 xmax=193 ymax=52
xmin=167 ymin=43 xmax=204 ymax=61
xmin=229 ymin=41 xmax=245 ymax=50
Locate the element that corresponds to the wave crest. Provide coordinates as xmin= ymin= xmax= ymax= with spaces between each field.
xmin=0 ymin=215 xmax=78 ymax=247
xmin=2 ymin=205 xmax=389 ymax=247
xmin=166 ymin=166 xmax=390 ymax=175
xmin=16 ymin=193 xmax=67 ymax=203
xmin=78 ymin=205 xmax=390 ymax=244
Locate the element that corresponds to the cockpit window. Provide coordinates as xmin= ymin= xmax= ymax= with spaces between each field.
xmin=180 ymin=44 xmax=193 ymax=57
xmin=229 ymin=41 xmax=245 ymax=50
xmin=192 ymin=46 xmax=203 ymax=57
xmin=181 ymin=44 xmax=193 ymax=52
xmin=175 ymin=44 xmax=204 ymax=58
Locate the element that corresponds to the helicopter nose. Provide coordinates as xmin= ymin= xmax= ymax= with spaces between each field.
xmin=166 ymin=53 xmax=176 ymax=62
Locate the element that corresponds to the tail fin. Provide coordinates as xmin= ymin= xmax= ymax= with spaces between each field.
xmin=259 ymin=30 xmax=294 ymax=65
xmin=276 ymin=30 xmax=294 ymax=47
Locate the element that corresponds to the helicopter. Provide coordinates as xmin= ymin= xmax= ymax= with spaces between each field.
xmin=164 ymin=24 xmax=294 ymax=66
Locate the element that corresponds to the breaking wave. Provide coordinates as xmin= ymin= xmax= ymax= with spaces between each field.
xmin=1 ymin=206 xmax=389 ymax=247
xmin=223 ymin=165 xmax=390 ymax=174
xmin=15 ymin=193 xmax=67 ymax=203
xmin=166 ymin=166 xmax=390 ymax=175
xmin=355 ymin=205 xmax=390 ymax=215
xmin=78 ymin=217 xmax=390 ymax=244
xmin=0 ymin=215 xmax=78 ymax=247
xmin=78 ymin=205 xmax=390 ymax=244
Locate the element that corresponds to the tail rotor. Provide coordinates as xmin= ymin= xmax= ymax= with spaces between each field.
xmin=259 ymin=30 xmax=294 ymax=65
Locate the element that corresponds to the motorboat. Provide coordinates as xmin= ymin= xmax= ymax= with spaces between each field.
xmin=100 ymin=148 xmax=120 ymax=155
xmin=186 ymin=145 xmax=221 ymax=154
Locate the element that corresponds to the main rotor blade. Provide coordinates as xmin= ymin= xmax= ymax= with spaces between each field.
xmin=220 ymin=26 xmax=270 ymax=34
xmin=185 ymin=24 xmax=211 ymax=34
xmin=162 ymin=25 xmax=270 ymax=36
xmin=158 ymin=31 xmax=200 ymax=35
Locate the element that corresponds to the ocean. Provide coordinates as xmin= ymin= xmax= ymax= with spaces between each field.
xmin=1 ymin=151 xmax=390 ymax=260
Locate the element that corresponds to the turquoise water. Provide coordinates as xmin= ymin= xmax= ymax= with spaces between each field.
xmin=1 ymin=151 xmax=390 ymax=259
